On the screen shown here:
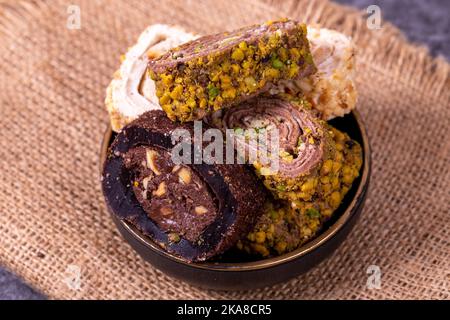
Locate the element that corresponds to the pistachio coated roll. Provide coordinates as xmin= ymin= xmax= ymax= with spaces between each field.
xmin=148 ymin=19 xmax=316 ymax=122
xmin=237 ymin=126 xmax=362 ymax=257
xmin=221 ymin=97 xmax=340 ymax=202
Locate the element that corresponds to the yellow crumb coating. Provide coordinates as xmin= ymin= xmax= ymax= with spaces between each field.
xmin=237 ymin=127 xmax=362 ymax=257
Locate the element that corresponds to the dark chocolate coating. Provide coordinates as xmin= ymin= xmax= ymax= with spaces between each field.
xmin=102 ymin=110 xmax=266 ymax=262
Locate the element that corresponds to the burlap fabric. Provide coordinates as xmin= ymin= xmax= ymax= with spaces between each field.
xmin=0 ymin=0 xmax=448 ymax=299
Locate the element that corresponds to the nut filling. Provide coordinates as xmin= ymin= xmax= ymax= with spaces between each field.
xmin=123 ymin=146 xmax=217 ymax=242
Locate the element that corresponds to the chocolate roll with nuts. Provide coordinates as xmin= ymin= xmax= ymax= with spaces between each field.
xmin=148 ymin=18 xmax=316 ymax=122
xmin=102 ymin=110 xmax=266 ymax=262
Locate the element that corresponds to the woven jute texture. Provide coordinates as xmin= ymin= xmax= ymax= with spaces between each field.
xmin=0 ymin=0 xmax=448 ymax=299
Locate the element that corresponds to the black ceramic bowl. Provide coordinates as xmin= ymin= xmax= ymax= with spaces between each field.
xmin=100 ymin=110 xmax=371 ymax=290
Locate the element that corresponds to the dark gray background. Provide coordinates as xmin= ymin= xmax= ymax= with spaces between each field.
xmin=0 ymin=0 xmax=448 ymax=299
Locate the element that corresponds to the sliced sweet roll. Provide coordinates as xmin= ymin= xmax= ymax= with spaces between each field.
xmin=237 ymin=126 xmax=363 ymax=257
xmin=105 ymin=24 xmax=355 ymax=133
xmin=148 ymin=19 xmax=316 ymax=122
xmin=220 ymin=97 xmax=339 ymax=202
xmin=102 ymin=110 xmax=266 ymax=262
xmin=271 ymin=27 xmax=357 ymax=120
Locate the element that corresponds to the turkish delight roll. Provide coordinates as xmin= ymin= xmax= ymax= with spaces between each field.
xmin=148 ymin=19 xmax=316 ymax=122
xmin=101 ymin=110 xmax=266 ymax=262
xmin=220 ymin=97 xmax=346 ymax=202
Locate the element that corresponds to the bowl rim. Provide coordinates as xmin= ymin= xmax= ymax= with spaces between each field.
xmin=100 ymin=109 xmax=371 ymax=271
